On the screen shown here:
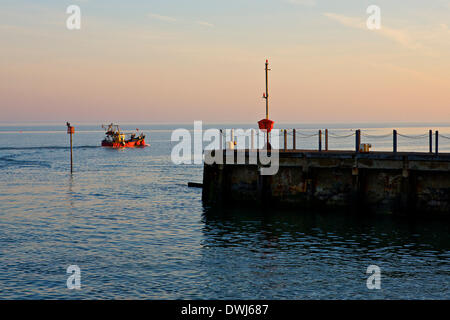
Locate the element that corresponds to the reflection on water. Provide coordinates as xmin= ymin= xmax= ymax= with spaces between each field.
xmin=200 ymin=207 xmax=450 ymax=299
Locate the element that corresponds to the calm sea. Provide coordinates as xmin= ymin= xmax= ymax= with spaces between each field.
xmin=0 ymin=123 xmax=449 ymax=299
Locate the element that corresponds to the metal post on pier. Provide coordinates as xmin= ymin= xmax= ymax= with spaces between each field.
xmin=265 ymin=60 xmax=271 ymax=149
xmin=325 ymin=129 xmax=328 ymax=151
xmin=251 ymin=129 xmax=254 ymax=150
xmin=284 ymin=129 xmax=287 ymax=151
xmin=293 ymin=129 xmax=296 ymax=150
xmin=429 ymin=130 xmax=433 ymax=153
xmin=393 ymin=130 xmax=397 ymax=153
xmin=263 ymin=131 xmax=266 ymax=150
xmin=435 ymin=131 xmax=439 ymax=155
xmin=318 ymin=130 xmax=322 ymax=152
xmin=355 ymin=130 xmax=361 ymax=153
xmin=220 ymin=129 xmax=223 ymax=150
xmin=265 ymin=60 xmax=269 ymax=120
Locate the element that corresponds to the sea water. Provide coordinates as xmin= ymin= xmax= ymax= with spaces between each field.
xmin=0 ymin=123 xmax=449 ymax=299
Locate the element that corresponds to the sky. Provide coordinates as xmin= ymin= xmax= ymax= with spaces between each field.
xmin=1 ymin=0 xmax=450 ymax=123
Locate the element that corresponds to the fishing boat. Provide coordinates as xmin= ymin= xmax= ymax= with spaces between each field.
xmin=101 ymin=123 xmax=147 ymax=148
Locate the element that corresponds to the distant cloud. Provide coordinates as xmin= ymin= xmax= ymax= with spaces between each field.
xmin=196 ymin=21 xmax=214 ymax=28
xmin=323 ymin=13 xmax=365 ymax=29
xmin=323 ymin=12 xmax=435 ymax=55
xmin=148 ymin=13 xmax=177 ymax=23
xmin=148 ymin=13 xmax=214 ymax=28
xmin=285 ymin=0 xmax=316 ymax=6
xmin=440 ymin=23 xmax=450 ymax=32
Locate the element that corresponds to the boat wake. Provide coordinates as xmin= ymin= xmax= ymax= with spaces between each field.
xmin=0 ymin=155 xmax=51 ymax=168
xmin=0 ymin=145 xmax=101 ymax=151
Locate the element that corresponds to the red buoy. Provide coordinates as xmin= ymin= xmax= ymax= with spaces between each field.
xmin=258 ymin=118 xmax=274 ymax=133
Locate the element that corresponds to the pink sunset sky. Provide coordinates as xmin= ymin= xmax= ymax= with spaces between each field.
xmin=1 ymin=0 xmax=450 ymax=123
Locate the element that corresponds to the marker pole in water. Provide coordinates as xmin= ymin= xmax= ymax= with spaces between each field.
xmin=265 ymin=60 xmax=270 ymax=147
xmin=66 ymin=122 xmax=75 ymax=173
xmin=70 ymin=133 xmax=73 ymax=173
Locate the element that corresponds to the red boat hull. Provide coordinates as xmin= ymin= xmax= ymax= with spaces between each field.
xmin=102 ymin=139 xmax=146 ymax=148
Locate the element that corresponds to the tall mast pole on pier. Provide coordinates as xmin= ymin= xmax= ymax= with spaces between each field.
xmin=258 ymin=59 xmax=274 ymax=150
xmin=265 ymin=60 xmax=268 ymax=119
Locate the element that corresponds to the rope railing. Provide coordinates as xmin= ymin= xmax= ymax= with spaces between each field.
xmin=329 ymin=132 xmax=356 ymax=139
xmin=397 ymin=133 xmax=428 ymax=139
xmin=295 ymin=132 xmax=319 ymax=138
xmin=217 ymin=128 xmax=450 ymax=154
xmin=439 ymin=134 xmax=450 ymax=140
xmin=361 ymin=132 xmax=392 ymax=139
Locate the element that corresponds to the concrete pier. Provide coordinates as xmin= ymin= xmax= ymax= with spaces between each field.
xmin=202 ymin=150 xmax=450 ymax=215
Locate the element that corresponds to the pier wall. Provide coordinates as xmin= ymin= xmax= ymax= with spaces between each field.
xmin=202 ymin=150 xmax=450 ymax=215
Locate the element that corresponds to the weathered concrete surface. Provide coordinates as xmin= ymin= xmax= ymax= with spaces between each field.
xmin=202 ymin=150 xmax=450 ymax=215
